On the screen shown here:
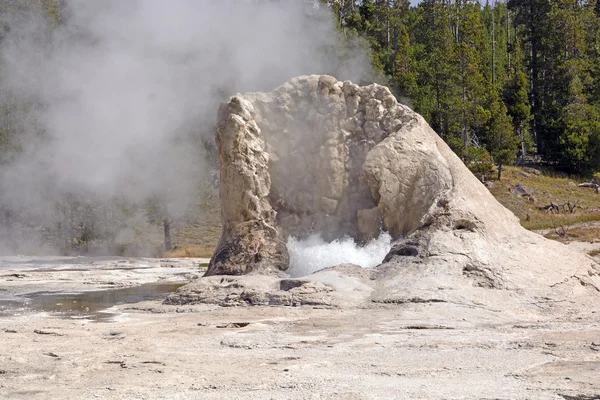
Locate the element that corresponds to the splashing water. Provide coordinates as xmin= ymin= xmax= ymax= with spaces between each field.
xmin=286 ymin=232 xmax=392 ymax=278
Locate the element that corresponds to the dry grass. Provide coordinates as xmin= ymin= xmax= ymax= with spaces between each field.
xmin=161 ymin=245 xmax=215 ymax=259
xmin=543 ymin=225 xmax=600 ymax=243
xmin=588 ymin=249 xmax=600 ymax=257
xmin=489 ymin=166 xmax=600 ymax=231
xmin=163 ymin=184 xmax=221 ymax=258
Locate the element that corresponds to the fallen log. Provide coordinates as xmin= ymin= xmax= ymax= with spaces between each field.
xmin=578 ymin=182 xmax=599 ymax=193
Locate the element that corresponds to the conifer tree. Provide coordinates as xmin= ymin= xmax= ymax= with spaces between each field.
xmin=412 ymin=0 xmax=460 ymax=140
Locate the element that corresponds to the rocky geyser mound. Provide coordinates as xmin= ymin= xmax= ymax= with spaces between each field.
xmin=207 ymin=75 xmax=454 ymax=276
xmin=171 ymin=75 xmax=600 ymax=314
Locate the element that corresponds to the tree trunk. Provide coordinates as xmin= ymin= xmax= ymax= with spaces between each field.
xmin=492 ymin=1 xmax=496 ymax=85
xmin=163 ymin=217 xmax=172 ymax=251
xmin=507 ymin=8 xmax=511 ymax=74
xmin=529 ymin=3 xmax=540 ymax=152
xmin=497 ymin=162 xmax=503 ymax=180
xmin=462 ymin=57 xmax=468 ymax=150
xmin=519 ymin=125 xmax=526 ymax=163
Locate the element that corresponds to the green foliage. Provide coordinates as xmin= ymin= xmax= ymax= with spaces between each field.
xmin=504 ymin=69 xmax=531 ymax=132
xmin=463 ymin=146 xmax=494 ymax=177
xmin=484 ymin=96 xmax=519 ymax=168
xmin=558 ymin=103 xmax=600 ymax=172
xmin=323 ymin=0 xmax=600 ymax=177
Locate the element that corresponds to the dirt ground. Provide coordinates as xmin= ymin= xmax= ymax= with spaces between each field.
xmin=1 ymin=257 xmax=600 ymax=399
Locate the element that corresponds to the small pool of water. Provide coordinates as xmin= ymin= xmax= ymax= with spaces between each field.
xmin=0 ymin=282 xmax=184 ymax=322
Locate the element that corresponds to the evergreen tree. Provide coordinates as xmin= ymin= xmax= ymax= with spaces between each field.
xmin=483 ymin=94 xmax=519 ymax=179
xmin=544 ymin=0 xmax=598 ymax=171
xmin=412 ymin=0 xmax=460 ymax=140
xmin=507 ymin=0 xmax=552 ymax=153
xmin=453 ymin=0 xmax=490 ymax=151
xmin=387 ymin=0 xmax=417 ymax=100
xmin=503 ymin=39 xmax=532 ymax=160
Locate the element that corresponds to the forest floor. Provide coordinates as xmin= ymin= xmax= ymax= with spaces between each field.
xmin=489 ymin=165 xmax=600 ymax=256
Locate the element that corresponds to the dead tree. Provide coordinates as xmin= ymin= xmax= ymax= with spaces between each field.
xmin=553 ymin=223 xmax=569 ymax=238
xmin=163 ymin=216 xmax=172 ymax=251
xmin=540 ymin=200 xmax=581 ymax=214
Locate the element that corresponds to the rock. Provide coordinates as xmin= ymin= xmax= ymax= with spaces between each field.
xmin=318 ymin=197 xmax=338 ymax=215
xmin=512 ymin=183 xmax=534 ymax=197
xmin=363 ymin=121 xmax=386 ymax=142
xmin=519 ymin=171 xmax=531 ymax=178
xmin=166 ymin=270 xmax=371 ymax=308
xmin=523 ymin=167 xmax=542 ymax=175
xmin=215 ymin=322 xmax=250 ymax=329
xmin=209 ymin=75 xmax=461 ymax=275
xmin=357 ymin=207 xmax=383 ymax=242
xmin=196 ymin=75 xmax=600 ymax=319
xmin=364 ymin=99 xmax=386 ymax=121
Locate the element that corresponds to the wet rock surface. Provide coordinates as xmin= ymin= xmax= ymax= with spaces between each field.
xmin=0 ymin=256 xmax=206 ymax=320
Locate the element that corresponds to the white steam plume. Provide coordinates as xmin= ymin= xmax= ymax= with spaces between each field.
xmin=0 ymin=0 xmax=371 ymax=254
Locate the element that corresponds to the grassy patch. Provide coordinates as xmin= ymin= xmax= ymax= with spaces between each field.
xmin=162 ymin=183 xmax=221 ymax=258
xmin=161 ymin=245 xmax=215 ymax=258
xmin=489 ymin=166 xmax=600 ymax=231
xmin=543 ymin=225 xmax=600 ymax=242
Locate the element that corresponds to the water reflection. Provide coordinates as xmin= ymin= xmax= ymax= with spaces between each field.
xmin=0 ymin=282 xmax=184 ymax=321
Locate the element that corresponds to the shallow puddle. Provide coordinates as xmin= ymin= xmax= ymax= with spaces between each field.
xmin=0 ymin=282 xmax=184 ymax=321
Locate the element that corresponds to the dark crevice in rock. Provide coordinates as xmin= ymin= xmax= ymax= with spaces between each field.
xmin=402 ymin=325 xmax=455 ymax=330
xmin=384 ymin=245 xmax=419 ymax=261
xmin=382 ymin=241 xmax=421 ymax=263
xmin=453 ymin=219 xmax=477 ymax=232
xmin=372 ymin=298 xmax=447 ymax=304
xmin=279 ymin=279 xmax=308 ymax=291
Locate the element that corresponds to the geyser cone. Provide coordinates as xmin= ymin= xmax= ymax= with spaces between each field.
xmin=206 ymin=75 xmax=415 ymax=276
xmin=169 ymin=75 xmax=600 ymax=316
xmin=205 ymin=74 xmax=495 ymax=276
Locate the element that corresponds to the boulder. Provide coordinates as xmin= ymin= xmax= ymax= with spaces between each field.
xmin=512 ymin=183 xmax=534 ymax=197
xmin=523 ymin=167 xmax=542 ymax=175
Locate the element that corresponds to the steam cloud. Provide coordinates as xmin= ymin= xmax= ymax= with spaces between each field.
xmin=0 ymin=0 xmax=371 ymax=254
